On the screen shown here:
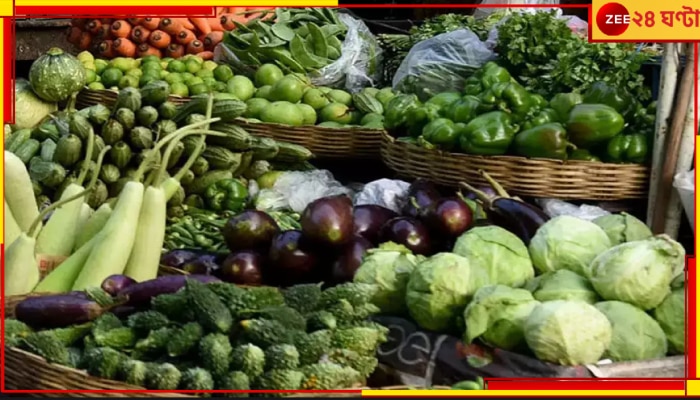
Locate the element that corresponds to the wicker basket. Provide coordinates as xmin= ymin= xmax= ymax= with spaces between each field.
xmin=380 ymin=130 xmax=650 ymax=201
xmin=3 ymin=294 xmax=399 ymax=397
xmin=76 ymin=89 xmax=384 ymax=159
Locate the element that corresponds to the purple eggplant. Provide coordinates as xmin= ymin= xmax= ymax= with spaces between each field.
xmin=331 ymin=235 xmax=374 ymax=284
xmin=402 ymin=179 xmax=442 ymax=219
xmin=160 ymin=249 xmax=201 ymax=269
xmin=425 ymin=197 xmax=474 ymax=238
xmin=219 ymin=251 xmax=264 ymax=285
xmin=460 ymin=171 xmax=549 ymax=245
xmin=353 ymin=205 xmax=399 ymax=244
xmin=101 ymin=275 xmax=137 ymax=296
xmin=267 ymin=230 xmax=319 ymax=285
xmin=15 ymin=295 xmax=106 ymax=328
xmin=118 ymin=274 xmax=220 ymax=307
xmin=380 ymin=217 xmax=433 ymax=255
xmin=111 ymin=305 xmax=139 ymax=319
xmin=180 ymin=254 xmax=220 ymax=275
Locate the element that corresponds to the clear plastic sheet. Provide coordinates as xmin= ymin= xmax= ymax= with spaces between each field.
xmin=353 ymin=178 xmax=411 ymax=213
xmin=214 ymin=12 xmax=382 ymax=93
xmin=253 ymin=170 xmax=353 ymax=213
xmin=392 ymin=29 xmax=495 ymax=102
xmin=536 ymin=199 xmax=611 ymax=221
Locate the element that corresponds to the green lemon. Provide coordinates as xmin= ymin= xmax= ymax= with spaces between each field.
xmin=94 ymin=59 xmax=109 ymax=75
xmin=269 ymin=76 xmax=305 ymax=103
xmin=142 ymin=55 xmax=160 ymax=64
xmin=139 ymin=72 xmax=160 ymax=87
xmin=101 ymin=68 xmax=124 ymax=87
xmin=203 ymin=60 xmax=219 ymax=71
xmin=126 ymin=69 xmax=143 ymax=78
xmin=244 ymin=98 xmax=271 ymax=119
xmin=189 ymin=83 xmax=210 ymax=96
xmin=85 ymin=69 xmax=97 ymax=84
xmin=88 ymin=82 xmax=105 ymax=90
xmin=254 ymin=63 xmax=284 ymax=87
xmin=170 ymin=82 xmax=189 ymax=97
xmin=167 ymin=60 xmax=187 ymax=73
xmin=185 ymin=76 xmax=205 ymax=87
xmin=195 ymin=69 xmax=214 ymax=79
xmin=185 ymin=58 xmax=202 ymax=74
xmin=255 ymin=85 xmax=273 ymax=100
xmin=110 ymin=57 xmax=132 ymax=73
xmin=118 ymin=75 xmax=139 ymax=89
xmin=226 ymin=75 xmax=256 ymax=101
xmin=164 ymin=72 xmax=184 ymax=85
xmin=213 ymin=65 xmax=234 ymax=82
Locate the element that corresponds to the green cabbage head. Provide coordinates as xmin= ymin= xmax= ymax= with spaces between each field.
xmin=406 ymin=252 xmax=490 ymax=332
xmin=13 ymin=79 xmax=57 ymax=130
xmin=653 ymin=288 xmax=685 ymax=355
xmin=585 ymin=235 xmax=684 ymax=310
xmin=524 ymin=270 xmax=599 ymax=304
xmin=592 ymin=212 xmax=653 ymax=246
xmin=452 ymin=226 xmax=534 ymax=288
xmin=353 ymin=243 xmax=422 ymax=314
xmin=594 ymin=301 xmax=667 ymax=362
xmin=463 ymin=285 xmax=539 ymax=351
xmin=528 ymin=216 xmax=612 ymax=276
xmin=524 ymin=300 xmax=612 ymax=365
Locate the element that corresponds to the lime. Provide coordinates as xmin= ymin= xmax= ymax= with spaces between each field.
xmin=101 ymin=68 xmax=124 ymax=87
xmin=184 ymin=54 xmax=203 ymax=64
xmin=88 ymin=82 xmax=105 ymax=90
xmin=185 ymin=76 xmax=205 ymax=87
xmin=226 ymin=75 xmax=255 ymax=101
xmin=142 ymin=55 xmax=160 ymax=64
xmin=213 ymin=65 xmax=234 ymax=82
xmin=269 ymin=76 xmax=305 ymax=103
xmin=254 ymin=85 xmax=273 ymax=100
xmin=189 ymin=83 xmax=209 ymax=96
xmin=203 ymin=77 xmax=218 ymax=89
xmin=141 ymin=61 xmax=162 ymax=72
xmin=203 ymin=61 xmax=219 ymax=71
xmin=85 ymin=69 xmax=97 ymax=84
xmin=126 ymin=69 xmax=143 ymax=78
xmin=195 ymin=69 xmax=214 ymax=79
xmin=167 ymin=60 xmax=186 ymax=73
xmin=185 ymin=59 xmax=201 ymax=74
xmin=94 ymin=59 xmax=109 ymax=75
xmin=110 ymin=57 xmax=132 ymax=73
xmin=165 ymin=73 xmax=184 ymax=85
xmin=160 ymin=61 xmax=170 ymax=69
xmin=77 ymin=51 xmax=94 ymax=64
xmin=255 ymin=64 xmax=285 ymax=87
xmin=139 ymin=72 xmax=159 ymax=87
xmin=244 ymin=98 xmax=271 ymax=119
xmin=159 ymin=70 xmax=170 ymax=79
xmin=170 ymin=82 xmax=189 ymax=97
xmin=162 ymin=57 xmax=174 ymax=63
xmin=82 ymin=62 xmax=96 ymax=71
xmin=181 ymin=72 xmax=195 ymax=81
xmin=297 ymin=103 xmax=318 ymax=125
xmin=118 ymin=75 xmax=139 ymax=89
xmin=213 ymin=81 xmax=227 ymax=93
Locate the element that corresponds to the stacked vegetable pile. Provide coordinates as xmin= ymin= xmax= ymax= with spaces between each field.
xmin=344 ymin=178 xmax=686 ymax=366
xmin=6 ymin=74 xmax=313 ymax=211
xmin=66 ymin=9 xmax=273 ymax=60
xmin=5 ymin=276 xmax=388 ymax=391
xmin=384 ymin=61 xmax=654 ymax=164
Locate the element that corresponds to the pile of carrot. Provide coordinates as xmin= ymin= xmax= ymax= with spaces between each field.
xmin=66 ymin=7 xmax=275 ymax=60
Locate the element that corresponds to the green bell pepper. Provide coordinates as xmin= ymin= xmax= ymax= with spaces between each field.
xmin=384 ymin=94 xmax=421 ymax=131
xmin=203 ymin=178 xmax=248 ymax=212
xmin=406 ymin=103 xmax=441 ymax=137
xmin=463 ymin=76 xmax=483 ymax=96
xmin=422 ymin=118 xmax=459 ymax=150
xmin=606 ymin=134 xmax=648 ymax=164
xmin=569 ymin=149 xmax=601 ymax=162
xmin=565 ymin=104 xmax=625 ymax=148
xmin=513 ymin=123 xmax=573 ymax=160
xmin=445 ymin=95 xmax=481 ymax=123
xmin=582 ymin=81 xmax=636 ymax=120
xmin=480 ymin=62 xmax=512 ymax=88
xmin=459 ymin=111 xmax=518 ymax=155
xmin=531 ymin=94 xmax=548 ymax=110
xmin=521 ymin=108 xmax=559 ymax=131
xmin=500 ymin=82 xmax=538 ymax=120
xmin=549 ymin=92 xmax=583 ymax=122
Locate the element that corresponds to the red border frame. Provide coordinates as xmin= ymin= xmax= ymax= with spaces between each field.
xmin=1 ymin=3 xmax=696 ymax=396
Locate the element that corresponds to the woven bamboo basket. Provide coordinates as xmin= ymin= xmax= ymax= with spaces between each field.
xmin=76 ymin=89 xmax=384 ymax=159
xmin=380 ymin=130 xmax=650 ymax=201
xmin=4 ymin=294 xmax=406 ymax=397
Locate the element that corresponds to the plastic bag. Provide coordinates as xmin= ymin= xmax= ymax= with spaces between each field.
xmin=354 ymin=178 xmax=411 ymax=213
xmin=392 ymin=29 xmax=495 ymax=102
xmin=474 ymin=0 xmax=560 ymax=19
xmin=673 ymin=169 xmax=694 ymax=232
xmin=536 ymin=199 xmax=610 ymax=221
xmin=214 ymin=12 xmax=381 ymax=93
xmin=254 ymin=170 xmax=353 ymax=214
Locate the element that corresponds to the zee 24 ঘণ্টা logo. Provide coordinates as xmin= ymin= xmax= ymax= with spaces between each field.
xmin=596 ymin=2 xmax=700 ymax=37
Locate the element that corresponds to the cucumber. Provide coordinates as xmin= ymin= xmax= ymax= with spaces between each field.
xmin=14 ymin=138 xmax=41 ymax=163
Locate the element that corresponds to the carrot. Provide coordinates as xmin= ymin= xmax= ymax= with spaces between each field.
xmin=85 ymin=19 xmax=102 ymax=35
xmin=5 ymin=151 xmax=41 ymax=233
xmin=186 ymin=39 xmax=204 ymax=54
xmin=98 ymin=40 xmax=116 ymax=58
xmin=136 ymin=43 xmax=162 ymax=58
xmin=130 ymin=25 xmax=150 ymax=44
xmin=173 ymin=18 xmax=194 ymax=31
xmin=95 ymin=24 xmax=111 ymax=40
xmin=159 ymin=18 xmax=184 ymax=36
xmin=66 ymin=26 xmax=83 ymax=45
xmin=175 ymin=29 xmax=196 ymax=45
xmin=165 ymin=43 xmax=185 ymax=59
xmin=127 ymin=18 xmax=144 ymax=26
xmin=188 ymin=18 xmax=211 ymax=35
xmin=215 ymin=7 xmax=230 ymax=16
xmin=198 ymin=51 xmax=214 ymax=60
xmin=113 ymin=38 xmax=137 ymax=57
xmin=148 ymin=30 xmax=171 ymax=49
xmin=141 ymin=17 xmax=160 ymax=31
xmin=207 ymin=17 xmax=223 ymax=32
xmin=78 ymin=32 xmax=93 ymax=51
xmin=203 ymin=31 xmax=224 ymax=51
xmin=110 ymin=20 xmax=132 ymax=38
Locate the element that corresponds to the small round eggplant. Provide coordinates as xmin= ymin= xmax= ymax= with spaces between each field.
xmin=353 ymin=205 xmax=398 ymax=244
xmin=221 ymin=210 xmax=280 ymax=252
xmin=300 ymin=195 xmax=355 ymax=247
xmin=101 ymin=275 xmax=137 ymax=296
xmin=331 ymin=235 xmax=374 ymax=284
xmin=426 ymin=197 xmax=473 ymax=238
xmin=380 ymin=217 xmax=433 ymax=255
xmin=268 ymin=230 xmax=319 ymax=285
xmin=219 ymin=251 xmax=264 ymax=285
xmin=402 ymin=179 xmax=442 ymax=219
xmin=180 ymin=254 xmax=219 ymax=275
xmin=160 ymin=249 xmax=200 ymax=268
